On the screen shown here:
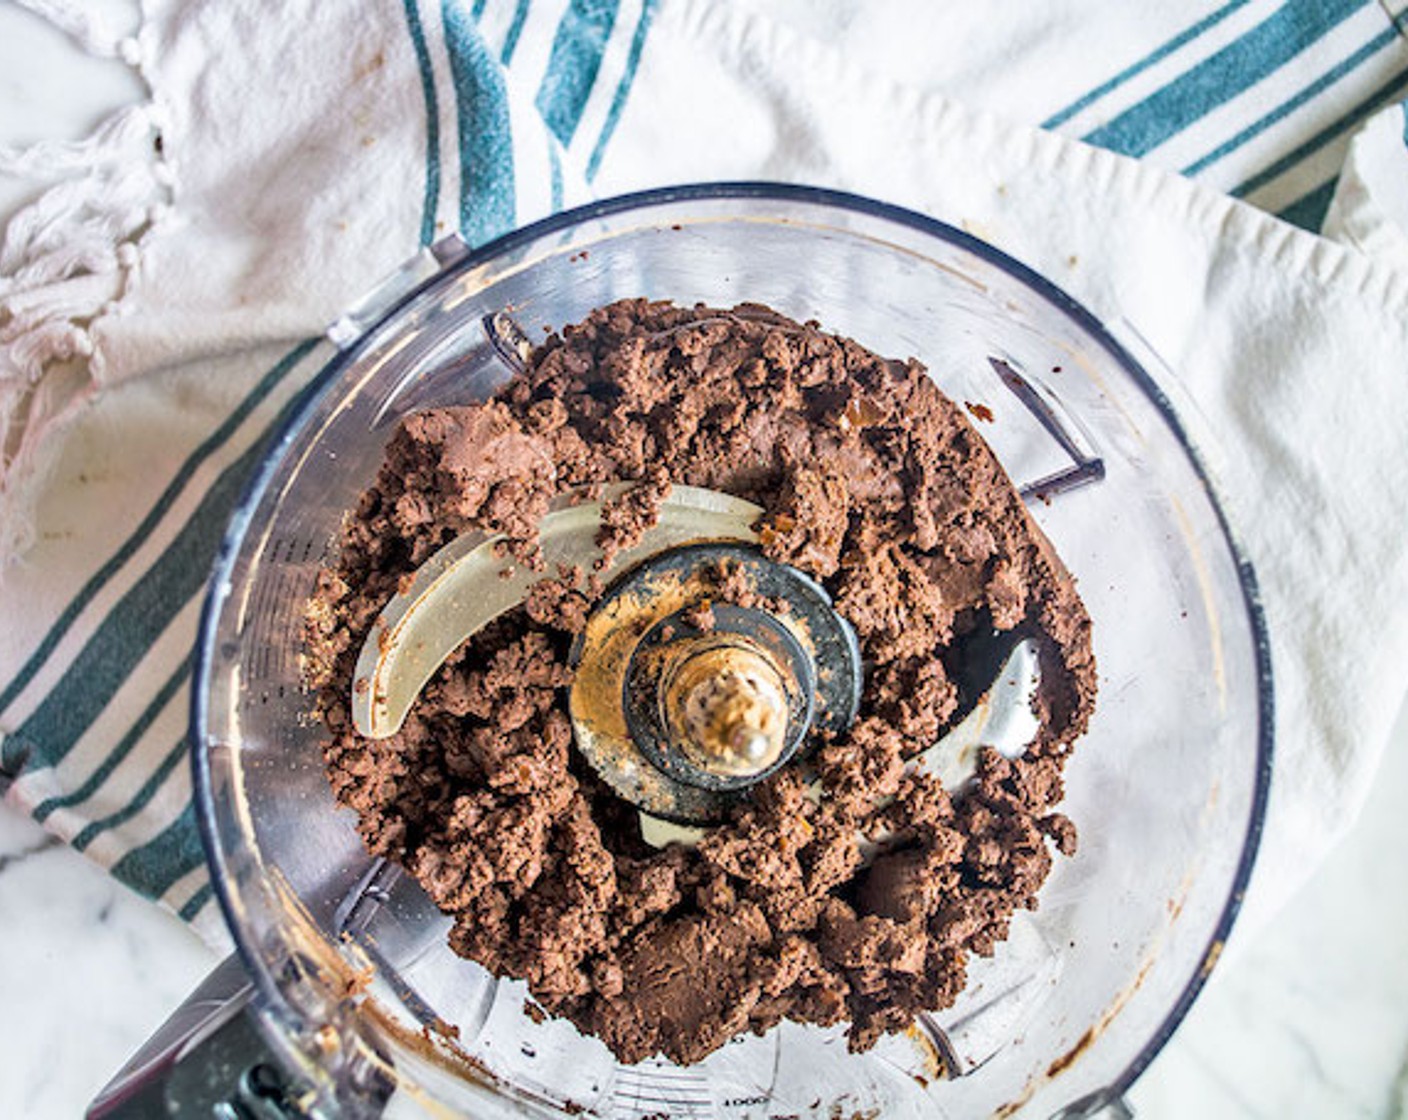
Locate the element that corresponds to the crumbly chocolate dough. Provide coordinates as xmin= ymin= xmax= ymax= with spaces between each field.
xmin=306 ymin=300 xmax=1096 ymax=1066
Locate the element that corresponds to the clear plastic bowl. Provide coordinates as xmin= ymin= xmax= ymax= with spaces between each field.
xmin=192 ymin=184 xmax=1272 ymax=1119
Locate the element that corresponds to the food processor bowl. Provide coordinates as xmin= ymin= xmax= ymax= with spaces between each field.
xmin=181 ymin=184 xmax=1270 ymax=1119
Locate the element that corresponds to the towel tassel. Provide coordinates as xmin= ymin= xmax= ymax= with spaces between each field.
xmin=0 ymin=3 xmax=167 ymax=567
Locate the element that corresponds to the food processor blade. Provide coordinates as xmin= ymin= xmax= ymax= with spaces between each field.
xmin=352 ymin=485 xmax=762 ymax=741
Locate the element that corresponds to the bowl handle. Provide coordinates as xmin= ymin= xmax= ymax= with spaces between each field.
xmin=85 ymin=953 xmax=303 ymax=1119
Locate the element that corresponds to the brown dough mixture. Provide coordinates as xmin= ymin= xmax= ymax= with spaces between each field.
xmin=306 ymin=300 xmax=1096 ymax=1066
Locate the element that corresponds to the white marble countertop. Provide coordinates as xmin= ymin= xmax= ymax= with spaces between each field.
xmin=3 ymin=6 xmax=1407 ymax=1118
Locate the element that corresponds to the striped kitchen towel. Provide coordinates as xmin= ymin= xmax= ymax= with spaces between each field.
xmin=1 ymin=0 xmax=1407 ymax=943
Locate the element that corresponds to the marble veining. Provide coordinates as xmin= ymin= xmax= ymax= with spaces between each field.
xmin=0 ymin=831 xmax=59 ymax=874
xmin=0 ymin=801 xmax=218 ymax=1118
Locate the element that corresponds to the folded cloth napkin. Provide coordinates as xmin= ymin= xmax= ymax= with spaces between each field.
xmin=1 ymin=0 xmax=1406 ymax=947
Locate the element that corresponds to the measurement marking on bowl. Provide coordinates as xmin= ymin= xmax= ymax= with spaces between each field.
xmin=609 ymin=1063 xmax=716 ymax=1118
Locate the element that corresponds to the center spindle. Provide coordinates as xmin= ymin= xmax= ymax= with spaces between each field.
xmin=659 ymin=640 xmax=790 ymax=778
xmin=571 ymin=541 xmax=863 ymax=821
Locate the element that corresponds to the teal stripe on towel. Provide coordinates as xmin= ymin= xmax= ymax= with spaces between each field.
xmin=3 ymin=359 xmax=327 ymax=781
xmin=1233 ymin=63 xmax=1408 ymax=195
xmin=501 ymin=0 xmax=531 ymax=64
xmin=1043 ymin=0 xmax=1255 ymax=129
xmin=586 ymin=0 xmax=656 ymax=180
xmin=110 ymin=801 xmax=205 ymax=901
xmin=1278 ymin=175 xmax=1340 ymax=229
xmin=179 ymin=882 xmax=215 ymax=922
xmin=0 ymin=340 xmax=316 ymax=732
xmin=548 ymin=133 xmax=563 ymax=210
xmin=443 ymin=0 xmax=517 ymax=246
xmin=1182 ymin=25 xmax=1400 ymax=175
xmin=1084 ymin=0 xmax=1372 ymax=158
xmin=72 ymin=737 xmax=188 ymax=851
xmin=31 ymin=657 xmax=191 ymax=822
xmin=535 ymin=0 xmax=621 ymax=146
xmin=402 ymin=0 xmax=443 ymax=246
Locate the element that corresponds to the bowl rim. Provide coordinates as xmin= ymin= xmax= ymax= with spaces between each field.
xmin=190 ymin=180 xmax=1275 ymax=1110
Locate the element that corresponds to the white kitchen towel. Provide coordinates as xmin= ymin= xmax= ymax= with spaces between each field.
xmin=1325 ymin=96 xmax=1408 ymax=266
xmin=0 ymin=0 xmax=1406 ymax=946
